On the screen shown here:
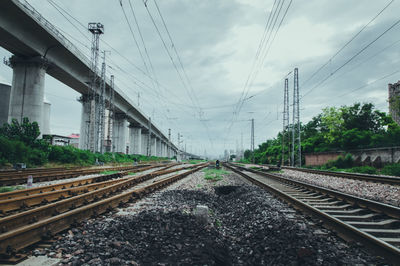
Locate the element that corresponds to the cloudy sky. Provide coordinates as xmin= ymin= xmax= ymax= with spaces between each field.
xmin=0 ymin=0 xmax=399 ymax=157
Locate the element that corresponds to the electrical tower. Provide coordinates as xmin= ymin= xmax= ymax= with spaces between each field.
xmin=106 ymin=74 xmax=115 ymax=152
xmin=291 ymin=68 xmax=301 ymax=166
xmin=282 ymin=78 xmax=289 ymax=166
xmin=87 ymin=22 xmax=104 ymax=152
xmin=251 ymin=118 xmax=255 ymax=164
xmin=97 ymin=51 xmax=107 ymax=154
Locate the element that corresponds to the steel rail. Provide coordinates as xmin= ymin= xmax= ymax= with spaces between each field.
xmin=0 ymin=164 xmax=152 ymax=186
xmin=0 ymin=165 xmax=182 ymax=233
xmin=0 ymin=163 xmax=207 ymax=255
xmin=0 ymin=164 xmax=179 ymax=213
xmin=225 ymin=163 xmax=400 ymax=263
xmin=0 ymin=164 xmax=167 ymax=200
xmin=0 ymin=165 xmax=149 ymax=179
xmin=280 ymin=166 xmax=400 ymax=186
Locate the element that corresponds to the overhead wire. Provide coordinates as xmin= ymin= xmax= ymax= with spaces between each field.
xmin=302 ymin=16 xmax=400 ymax=99
xmin=301 ymin=0 xmax=394 ymax=87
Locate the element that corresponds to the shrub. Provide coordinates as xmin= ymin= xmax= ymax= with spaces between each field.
xmin=380 ymin=164 xmax=400 ymax=177
xmin=348 ymin=166 xmax=377 ymax=175
xmin=325 ymin=153 xmax=353 ymax=169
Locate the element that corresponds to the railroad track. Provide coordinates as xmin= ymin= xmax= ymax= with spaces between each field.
xmin=267 ymin=165 xmax=400 ymax=186
xmin=0 ymin=162 xmax=207 ymax=262
xmin=0 ymin=164 xmax=153 ymax=186
xmin=225 ymin=163 xmax=400 ymax=263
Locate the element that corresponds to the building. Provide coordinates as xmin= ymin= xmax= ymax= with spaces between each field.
xmin=388 ymin=81 xmax=400 ymax=125
xmin=67 ymin=133 xmax=80 ymax=148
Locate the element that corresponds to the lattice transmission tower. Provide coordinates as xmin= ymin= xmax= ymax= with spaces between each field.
xmin=282 ymin=78 xmax=289 ymax=166
xmin=96 ymin=51 xmax=108 ymax=154
xmin=291 ymin=68 xmax=301 ymax=166
xmin=86 ymin=22 xmax=104 ymax=152
xmin=106 ymin=75 xmax=115 ymax=152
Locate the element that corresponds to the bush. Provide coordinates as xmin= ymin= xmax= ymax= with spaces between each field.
xmin=348 ymin=166 xmax=377 ymax=175
xmin=380 ymin=164 xmax=400 ymax=177
xmin=325 ymin=153 xmax=353 ymax=169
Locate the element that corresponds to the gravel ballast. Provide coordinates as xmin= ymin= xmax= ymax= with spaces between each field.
xmin=278 ymin=169 xmax=400 ymax=207
xmin=46 ymin=168 xmax=387 ymax=265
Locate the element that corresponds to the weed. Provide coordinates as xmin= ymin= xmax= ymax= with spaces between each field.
xmin=100 ymin=170 xmax=119 ymax=175
xmin=0 ymin=185 xmax=24 ymax=193
xmin=215 ymin=219 xmax=222 ymax=227
xmin=202 ymin=168 xmax=230 ymax=182
xmin=127 ymin=172 xmax=137 ymax=176
xmin=196 ymin=184 xmax=202 ymax=188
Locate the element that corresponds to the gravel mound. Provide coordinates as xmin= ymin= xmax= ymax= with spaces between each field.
xmin=50 ymin=183 xmax=386 ymax=265
xmin=55 ymin=211 xmax=230 ymax=265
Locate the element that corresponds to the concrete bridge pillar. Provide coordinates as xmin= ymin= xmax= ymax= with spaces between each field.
xmin=113 ymin=114 xmax=128 ymax=153
xmin=9 ymin=56 xmax=48 ymax=135
xmin=141 ymin=132 xmax=148 ymax=156
xmin=79 ymin=95 xmax=90 ymax=150
xmin=157 ymin=139 xmax=162 ymax=157
xmin=129 ymin=126 xmax=142 ymax=155
xmin=150 ymin=136 xmax=157 ymax=156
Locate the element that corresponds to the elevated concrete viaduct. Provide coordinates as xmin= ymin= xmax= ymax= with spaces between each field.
xmin=0 ymin=0 xmax=178 ymax=157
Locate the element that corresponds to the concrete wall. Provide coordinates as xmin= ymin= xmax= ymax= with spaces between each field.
xmin=305 ymin=152 xmax=342 ymax=166
xmin=0 ymin=83 xmax=11 ymax=126
xmin=305 ymin=146 xmax=400 ymax=166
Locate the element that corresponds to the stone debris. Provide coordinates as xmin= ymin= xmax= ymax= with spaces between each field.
xmin=279 ymin=169 xmax=400 ymax=207
xmin=45 ymin=169 xmax=387 ymax=265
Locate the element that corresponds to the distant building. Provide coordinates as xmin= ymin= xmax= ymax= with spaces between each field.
xmin=67 ymin=133 xmax=80 ymax=148
xmin=43 ymin=133 xmax=79 ymax=148
xmin=388 ymin=81 xmax=400 ymax=125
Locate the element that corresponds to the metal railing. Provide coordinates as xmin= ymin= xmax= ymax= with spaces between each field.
xmin=12 ymin=0 xmax=91 ymax=68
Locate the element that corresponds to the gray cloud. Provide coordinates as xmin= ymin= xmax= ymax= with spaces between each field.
xmin=0 ymin=0 xmax=399 ymax=156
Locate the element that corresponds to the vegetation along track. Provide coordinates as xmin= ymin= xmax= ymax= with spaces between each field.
xmin=282 ymin=166 xmax=400 ymax=186
xmin=0 ymin=164 xmax=152 ymax=186
xmin=225 ymin=163 xmax=400 ymax=263
xmin=0 ymin=162 xmax=208 ymax=259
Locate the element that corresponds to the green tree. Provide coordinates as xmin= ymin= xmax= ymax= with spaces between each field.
xmin=0 ymin=118 xmax=40 ymax=146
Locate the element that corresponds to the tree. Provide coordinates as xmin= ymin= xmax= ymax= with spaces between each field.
xmin=0 ymin=118 xmax=40 ymax=146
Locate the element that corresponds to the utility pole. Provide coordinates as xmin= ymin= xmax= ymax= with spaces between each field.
xmin=251 ymin=118 xmax=255 ymax=164
xmin=292 ymin=68 xmax=301 ymax=166
xmin=282 ymin=78 xmax=289 ymax=166
xmin=87 ymin=22 xmax=104 ymax=152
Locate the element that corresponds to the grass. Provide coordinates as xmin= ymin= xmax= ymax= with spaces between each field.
xmin=202 ymin=168 xmax=230 ymax=182
xmin=249 ymin=166 xmax=261 ymax=170
xmin=186 ymin=159 xmax=207 ymax=164
xmin=127 ymin=172 xmax=137 ymax=176
xmin=269 ymin=170 xmax=283 ymax=174
xmin=100 ymin=170 xmax=119 ymax=175
xmin=215 ymin=219 xmax=222 ymax=227
xmin=0 ymin=185 xmax=25 ymax=193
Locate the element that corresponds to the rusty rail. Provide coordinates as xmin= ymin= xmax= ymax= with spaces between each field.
xmin=0 ymin=163 xmax=207 ymax=255
xmin=0 ymin=164 xmax=152 ymax=186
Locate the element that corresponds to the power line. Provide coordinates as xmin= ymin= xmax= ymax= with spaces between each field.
xmin=337 ymin=69 xmax=400 ymax=98
xmin=302 ymin=16 xmax=400 ymax=99
xmin=301 ymin=0 xmax=394 ymax=87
